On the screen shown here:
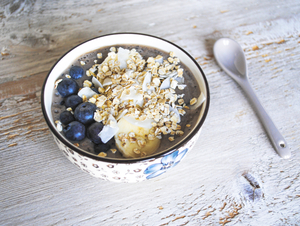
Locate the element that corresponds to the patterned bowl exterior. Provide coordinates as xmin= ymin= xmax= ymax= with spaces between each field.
xmin=42 ymin=33 xmax=210 ymax=183
xmin=52 ymin=129 xmax=201 ymax=183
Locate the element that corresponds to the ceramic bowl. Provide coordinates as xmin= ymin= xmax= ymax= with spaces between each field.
xmin=41 ymin=33 xmax=210 ymax=183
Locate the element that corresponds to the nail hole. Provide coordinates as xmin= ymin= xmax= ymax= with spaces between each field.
xmin=279 ymin=142 xmax=285 ymax=148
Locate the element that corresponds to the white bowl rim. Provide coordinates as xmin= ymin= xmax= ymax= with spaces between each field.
xmin=41 ymin=32 xmax=210 ymax=164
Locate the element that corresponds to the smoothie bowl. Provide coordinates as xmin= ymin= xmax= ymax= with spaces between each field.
xmin=41 ymin=33 xmax=210 ymax=183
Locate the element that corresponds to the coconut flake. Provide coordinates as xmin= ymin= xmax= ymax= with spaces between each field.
xmin=155 ymin=56 xmax=163 ymax=64
xmin=142 ymin=72 xmax=155 ymax=93
xmin=120 ymin=86 xmax=144 ymax=107
xmin=78 ymin=87 xmax=97 ymax=99
xmin=160 ymin=77 xmax=170 ymax=90
xmin=89 ymin=67 xmax=97 ymax=73
xmin=174 ymin=76 xmax=184 ymax=84
xmin=166 ymin=71 xmax=178 ymax=78
xmin=103 ymin=78 xmax=112 ymax=86
xmin=116 ymin=109 xmax=128 ymax=121
xmin=98 ymin=115 xmax=119 ymax=143
xmin=92 ymin=77 xmax=103 ymax=88
xmin=118 ymin=47 xmax=130 ymax=69
xmin=125 ymin=69 xmax=133 ymax=78
xmin=99 ymin=125 xmax=119 ymax=143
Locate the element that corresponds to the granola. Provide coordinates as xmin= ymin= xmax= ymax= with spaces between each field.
xmin=79 ymin=47 xmax=198 ymax=157
xmin=92 ymin=50 xmax=192 ymax=128
xmin=53 ymin=46 xmax=204 ymax=158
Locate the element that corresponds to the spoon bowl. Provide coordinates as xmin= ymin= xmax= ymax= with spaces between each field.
xmin=213 ymin=38 xmax=291 ymax=159
xmin=214 ymin=38 xmax=247 ymax=81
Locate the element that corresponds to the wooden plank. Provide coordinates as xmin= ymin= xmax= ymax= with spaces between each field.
xmin=0 ymin=0 xmax=300 ymax=225
xmin=0 ymin=71 xmax=46 ymax=101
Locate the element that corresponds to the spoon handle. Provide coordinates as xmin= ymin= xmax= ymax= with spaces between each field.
xmin=239 ymin=79 xmax=291 ymax=159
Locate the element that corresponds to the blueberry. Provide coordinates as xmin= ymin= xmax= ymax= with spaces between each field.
xmin=106 ymin=137 xmax=115 ymax=146
xmin=74 ymin=102 xmax=97 ymax=125
xmin=87 ymin=122 xmax=104 ymax=144
xmin=57 ymin=78 xmax=79 ymax=97
xmin=59 ymin=110 xmax=75 ymax=125
xmin=63 ymin=121 xmax=86 ymax=141
xmin=69 ymin=66 xmax=84 ymax=79
xmin=65 ymin=95 xmax=83 ymax=110
xmin=94 ymin=143 xmax=111 ymax=155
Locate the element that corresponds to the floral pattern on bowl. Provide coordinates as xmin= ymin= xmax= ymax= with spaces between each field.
xmin=41 ymin=33 xmax=210 ymax=183
xmin=51 ymin=127 xmax=200 ymax=183
xmin=144 ymin=148 xmax=188 ymax=179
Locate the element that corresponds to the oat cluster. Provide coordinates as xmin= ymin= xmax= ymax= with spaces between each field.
xmin=54 ymin=47 xmax=199 ymax=158
xmin=84 ymin=47 xmax=197 ymax=142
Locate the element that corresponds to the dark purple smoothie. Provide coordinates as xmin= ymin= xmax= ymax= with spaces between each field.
xmin=52 ymin=45 xmax=201 ymax=159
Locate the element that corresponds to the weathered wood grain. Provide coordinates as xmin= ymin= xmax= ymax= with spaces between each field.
xmin=1 ymin=0 xmax=300 ymax=225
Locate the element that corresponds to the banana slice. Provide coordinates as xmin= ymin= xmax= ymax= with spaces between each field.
xmin=115 ymin=117 xmax=161 ymax=158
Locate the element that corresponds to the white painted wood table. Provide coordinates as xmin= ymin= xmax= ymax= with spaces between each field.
xmin=1 ymin=0 xmax=300 ymax=225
